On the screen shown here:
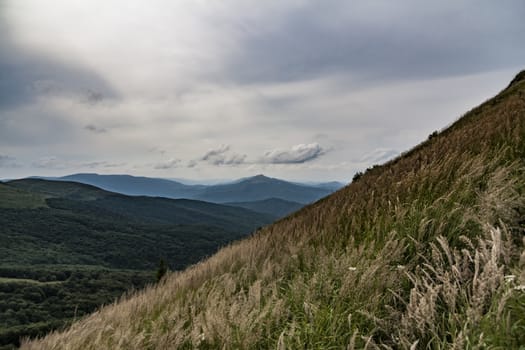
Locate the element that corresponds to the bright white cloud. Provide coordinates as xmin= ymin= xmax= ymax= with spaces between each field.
xmin=199 ymin=145 xmax=247 ymax=166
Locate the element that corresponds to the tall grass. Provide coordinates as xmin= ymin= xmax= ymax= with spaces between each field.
xmin=22 ymin=73 xmax=525 ymax=349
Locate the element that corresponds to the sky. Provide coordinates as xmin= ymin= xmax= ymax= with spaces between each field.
xmin=1 ymin=1 xmax=524 ymax=182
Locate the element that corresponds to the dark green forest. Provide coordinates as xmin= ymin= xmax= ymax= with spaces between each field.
xmin=0 ymin=179 xmax=273 ymax=348
xmin=0 ymin=268 xmax=152 ymax=350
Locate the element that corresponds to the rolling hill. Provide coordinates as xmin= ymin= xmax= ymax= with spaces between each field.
xmin=7 ymin=179 xmax=273 ymax=231
xmin=23 ymin=71 xmax=525 ymax=349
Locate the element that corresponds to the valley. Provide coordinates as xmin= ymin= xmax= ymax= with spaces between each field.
xmin=0 ymin=178 xmax=289 ymax=349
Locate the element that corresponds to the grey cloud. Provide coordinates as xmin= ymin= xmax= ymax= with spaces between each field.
xmin=154 ymin=159 xmax=181 ymax=170
xmin=0 ymin=108 xmax=80 ymax=147
xmin=148 ymin=147 xmax=167 ymax=156
xmin=80 ymin=161 xmax=125 ymax=169
xmin=0 ymin=51 xmax=116 ymax=110
xmin=223 ymin=1 xmax=525 ymax=84
xmin=0 ymin=11 xmax=117 ymax=111
xmin=261 ymin=143 xmax=326 ymax=164
xmin=32 ymin=157 xmax=124 ymax=169
xmin=32 ymin=156 xmax=67 ymax=169
xmin=218 ymin=153 xmax=247 ymax=166
xmin=200 ymin=145 xmax=247 ymax=166
xmin=83 ymin=89 xmax=106 ymax=105
xmin=84 ymin=124 xmax=107 ymax=134
xmin=0 ymin=154 xmax=21 ymax=168
xmin=201 ymin=144 xmax=231 ymax=161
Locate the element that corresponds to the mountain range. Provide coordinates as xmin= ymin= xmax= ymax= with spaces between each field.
xmin=53 ymin=173 xmax=344 ymax=204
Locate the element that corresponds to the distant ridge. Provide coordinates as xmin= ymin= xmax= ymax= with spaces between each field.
xmin=226 ymin=197 xmax=304 ymax=218
xmin=48 ymin=173 xmax=338 ymax=204
xmin=60 ymin=173 xmax=203 ymax=198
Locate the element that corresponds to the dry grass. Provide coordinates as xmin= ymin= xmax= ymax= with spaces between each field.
xmin=22 ymin=73 xmax=525 ymax=349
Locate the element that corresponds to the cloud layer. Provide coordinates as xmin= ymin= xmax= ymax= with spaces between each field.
xmin=0 ymin=155 xmax=20 ymax=168
xmin=1 ymin=1 xmax=524 ymax=181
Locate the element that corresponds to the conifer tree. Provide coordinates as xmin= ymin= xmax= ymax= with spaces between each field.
xmin=155 ymin=258 xmax=168 ymax=283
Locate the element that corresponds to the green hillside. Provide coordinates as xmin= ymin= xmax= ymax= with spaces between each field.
xmin=0 ymin=183 xmax=47 ymax=209
xmin=7 ymin=179 xmax=111 ymax=201
xmin=22 ymin=72 xmax=525 ymax=349
xmin=0 ymin=180 xmax=274 ymax=349
xmin=7 ymin=179 xmax=273 ymax=231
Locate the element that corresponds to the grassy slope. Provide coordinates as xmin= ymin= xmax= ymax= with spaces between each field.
xmin=23 ymin=73 xmax=525 ymax=349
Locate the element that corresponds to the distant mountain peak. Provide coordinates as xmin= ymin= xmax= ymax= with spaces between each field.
xmin=245 ymin=174 xmax=273 ymax=182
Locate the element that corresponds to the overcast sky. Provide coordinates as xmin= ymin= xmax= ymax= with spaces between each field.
xmin=1 ymin=0 xmax=524 ymax=182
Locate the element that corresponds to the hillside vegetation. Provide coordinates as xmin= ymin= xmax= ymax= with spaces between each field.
xmin=2 ymin=179 xmax=273 ymax=270
xmin=0 ymin=184 xmax=47 ymax=209
xmin=23 ymin=72 xmax=525 ymax=349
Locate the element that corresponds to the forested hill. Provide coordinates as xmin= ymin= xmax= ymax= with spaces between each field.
xmin=7 ymin=178 xmax=273 ymax=233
